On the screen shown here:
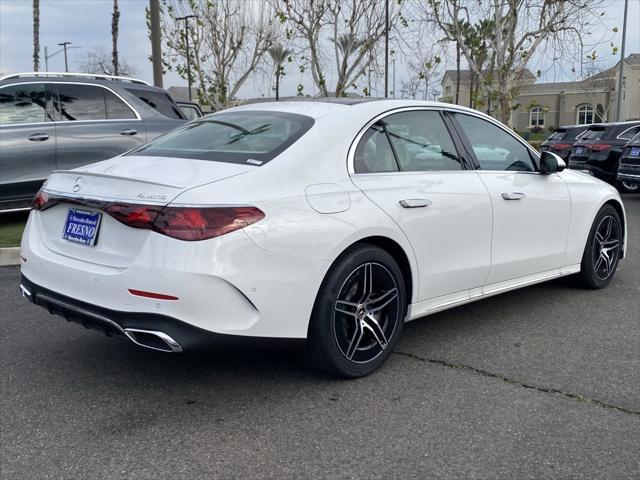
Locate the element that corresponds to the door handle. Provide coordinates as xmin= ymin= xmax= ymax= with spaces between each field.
xmin=28 ymin=133 xmax=49 ymax=142
xmin=120 ymin=128 xmax=138 ymax=136
xmin=501 ymin=192 xmax=526 ymax=200
xmin=399 ymin=198 xmax=432 ymax=208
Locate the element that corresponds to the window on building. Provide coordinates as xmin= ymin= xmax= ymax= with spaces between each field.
xmin=576 ymin=104 xmax=594 ymax=125
xmin=529 ymin=106 xmax=544 ymax=127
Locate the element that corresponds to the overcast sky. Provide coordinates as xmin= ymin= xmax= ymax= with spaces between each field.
xmin=1 ymin=0 xmax=639 ymax=99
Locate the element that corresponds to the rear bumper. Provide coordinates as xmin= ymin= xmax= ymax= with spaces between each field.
xmin=19 ymin=274 xmax=305 ymax=352
xmin=20 ymin=209 xmax=329 ymax=340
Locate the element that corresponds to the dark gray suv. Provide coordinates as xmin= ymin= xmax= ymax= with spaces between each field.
xmin=0 ymin=72 xmax=188 ymax=211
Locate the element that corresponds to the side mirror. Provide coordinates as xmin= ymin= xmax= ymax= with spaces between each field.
xmin=540 ymin=151 xmax=566 ymax=174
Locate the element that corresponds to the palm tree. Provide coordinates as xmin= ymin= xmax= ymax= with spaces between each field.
xmin=268 ymin=44 xmax=293 ymax=101
xmin=111 ymin=0 xmax=120 ymax=75
xmin=33 ymin=0 xmax=40 ymax=71
xmin=333 ymin=33 xmax=367 ymax=60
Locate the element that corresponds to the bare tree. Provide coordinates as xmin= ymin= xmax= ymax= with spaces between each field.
xmin=405 ymin=49 xmax=443 ymax=101
xmin=33 ymin=0 xmax=40 ymax=71
xmin=276 ymin=0 xmax=400 ymax=97
xmin=424 ymin=0 xmax=607 ymax=124
xmin=112 ymin=0 xmax=120 ymax=76
xmin=268 ymin=44 xmax=293 ymax=100
xmin=159 ymin=0 xmax=279 ymax=110
xmin=77 ymin=46 xmax=136 ymax=76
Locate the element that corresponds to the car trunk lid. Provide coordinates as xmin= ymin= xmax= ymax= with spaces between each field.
xmin=34 ymin=156 xmax=254 ymax=268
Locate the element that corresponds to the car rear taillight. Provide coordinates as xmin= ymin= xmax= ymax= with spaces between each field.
xmin=104 ymin=204 xmax=265 ymax=241
xmin=103 ymin=203 xmax=163 ymax=229
xmin=588 ymin=144 xmax=611 ymax=152
xmin=31 ymin=189 xmax=50 ymax=210
xmin=551 ymin=143 xmax=571 ymax=151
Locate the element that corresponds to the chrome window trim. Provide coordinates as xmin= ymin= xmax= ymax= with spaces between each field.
xmin=617 ymin=126 xmax=640 ymax=141
xmin=348 ymin=106 xmax=540 ymax=175
xmin=0 ymin=80 xmax=141 ymax=126
xmin=348 ymin=106 xmax=465 ymax=175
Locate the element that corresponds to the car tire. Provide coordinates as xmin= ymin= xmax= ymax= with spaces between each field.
xmin=304 ymin=244 xmax=407 ymax=378
xmin=618 ymin=181 xmax=639 ymax=194
xmin=576 ymin=205 xmax=623 ymax=289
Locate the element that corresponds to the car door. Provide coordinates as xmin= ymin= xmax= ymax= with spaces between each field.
xmin=349 ymin=108 xmax=493 ymax=302
xmin=0 ymin=82 xmax=56 ymax=205
xmin=52 ymin=83 xmax=146 ymax=171
xmin=449 ymin=111 xmax=571 ymax=285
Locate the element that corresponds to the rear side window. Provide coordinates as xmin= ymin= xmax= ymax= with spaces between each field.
xmin=129 ymin=111 xmax=314 ymax=164
xmin=452 ymin=113 xmax=536 ymax=172
xmin=125 ymin=88 xmax=184 ymax=119
xmin=618 ymin=126 xmax=640 ymax=141
xmin=384 ymin=111 xmax=462 ymax=171
xmin=56 ymin=84 xmax=107 ymax=121
xmin=0 ymin=83 xmax=50 ymax=125
xmin=354 ymin=123 xmax=398 ymax=173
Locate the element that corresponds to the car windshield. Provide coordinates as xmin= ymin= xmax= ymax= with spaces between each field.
xmin=129 ymin=111 xmax=314 ymax=165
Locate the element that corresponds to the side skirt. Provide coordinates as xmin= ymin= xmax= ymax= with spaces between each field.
xmin=406 ymin=264 xmax=581 ymax=321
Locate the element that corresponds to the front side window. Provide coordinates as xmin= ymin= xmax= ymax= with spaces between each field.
xmin=452 ymin=113 xmax=536 ymax=172
xmin=529 ymin=106 xmax=544 ymax=127
xmin=577 ymin=104 xmax=594 ymax=125
xmin=384 ymin=111 xmax=462 ymax=171
xmin=0 ymin=83 xmax=49 ymax=125
xmin=129 ymin=111 xmax=314 ymax=165
xmin=56 ymin=84 xmax=108 ymax=121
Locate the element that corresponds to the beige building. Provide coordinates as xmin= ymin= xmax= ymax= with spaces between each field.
xmin=440 ymin=54 xmax=640 ymax=131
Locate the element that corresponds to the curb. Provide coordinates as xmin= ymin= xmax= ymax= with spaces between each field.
xmin=0 ymin=247 xmax=21 ymax=267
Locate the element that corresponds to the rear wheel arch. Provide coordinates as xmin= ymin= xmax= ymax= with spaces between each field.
xmin=603 ymin=199 xmax=626 ymax=257
xmin=327 ymin=236 xmax=414 ymax=311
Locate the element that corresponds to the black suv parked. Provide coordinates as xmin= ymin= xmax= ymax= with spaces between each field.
xmin=566 ymin=121 xmax=640 ymax=193
xmin=540 ymin=125 xmax=588 ymax=160
xmin=617 ymin=132 xmax=640 ymax=192
xmin=0 ymin=72 xmax=188 ymax=211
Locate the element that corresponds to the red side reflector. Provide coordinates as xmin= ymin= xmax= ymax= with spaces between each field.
xmin=128 ymin=289 xmax=179 ymax=301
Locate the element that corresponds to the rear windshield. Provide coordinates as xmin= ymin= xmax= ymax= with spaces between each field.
xmin=125 ymin=87 xmax=185 ymax=119
xmin=580 ymin=127 xmax=606 ymax=141
xmin=548 ymin=127 xmax=585 ymax=141
xmin=129 ymin=111 xmax=314 ymax=165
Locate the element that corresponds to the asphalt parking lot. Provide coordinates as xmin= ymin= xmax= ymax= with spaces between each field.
xmin=1 ymin=195 xmax=639 ymax=479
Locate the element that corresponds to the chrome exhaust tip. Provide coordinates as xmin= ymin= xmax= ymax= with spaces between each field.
xmin=124 ymin=328 xmax=183 ymax=353
xmin=19 ymin=284 xmax=32 ymax=300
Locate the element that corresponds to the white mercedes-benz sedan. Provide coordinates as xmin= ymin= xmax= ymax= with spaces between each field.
xmin=20 ymin=99 xmax=627 ymax=377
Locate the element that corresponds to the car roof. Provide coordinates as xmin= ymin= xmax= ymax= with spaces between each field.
xmin=0 ymin=72 xmax=164 ymax=92
xmin=225 ymin=99 xmax=481 ymax=120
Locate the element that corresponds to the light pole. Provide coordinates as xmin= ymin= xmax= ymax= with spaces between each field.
xmin=384 ymin=0 xmax=389 ymax=98
xmin=44 ymin=44 xmax=80 ymax=72
xmin=57 ymin=42 xmax=72 ymax=72
xmin=615 ymin=0 xmax=629 ymax=121
xmin=176 ymin=14 xmax=197 ymax=101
